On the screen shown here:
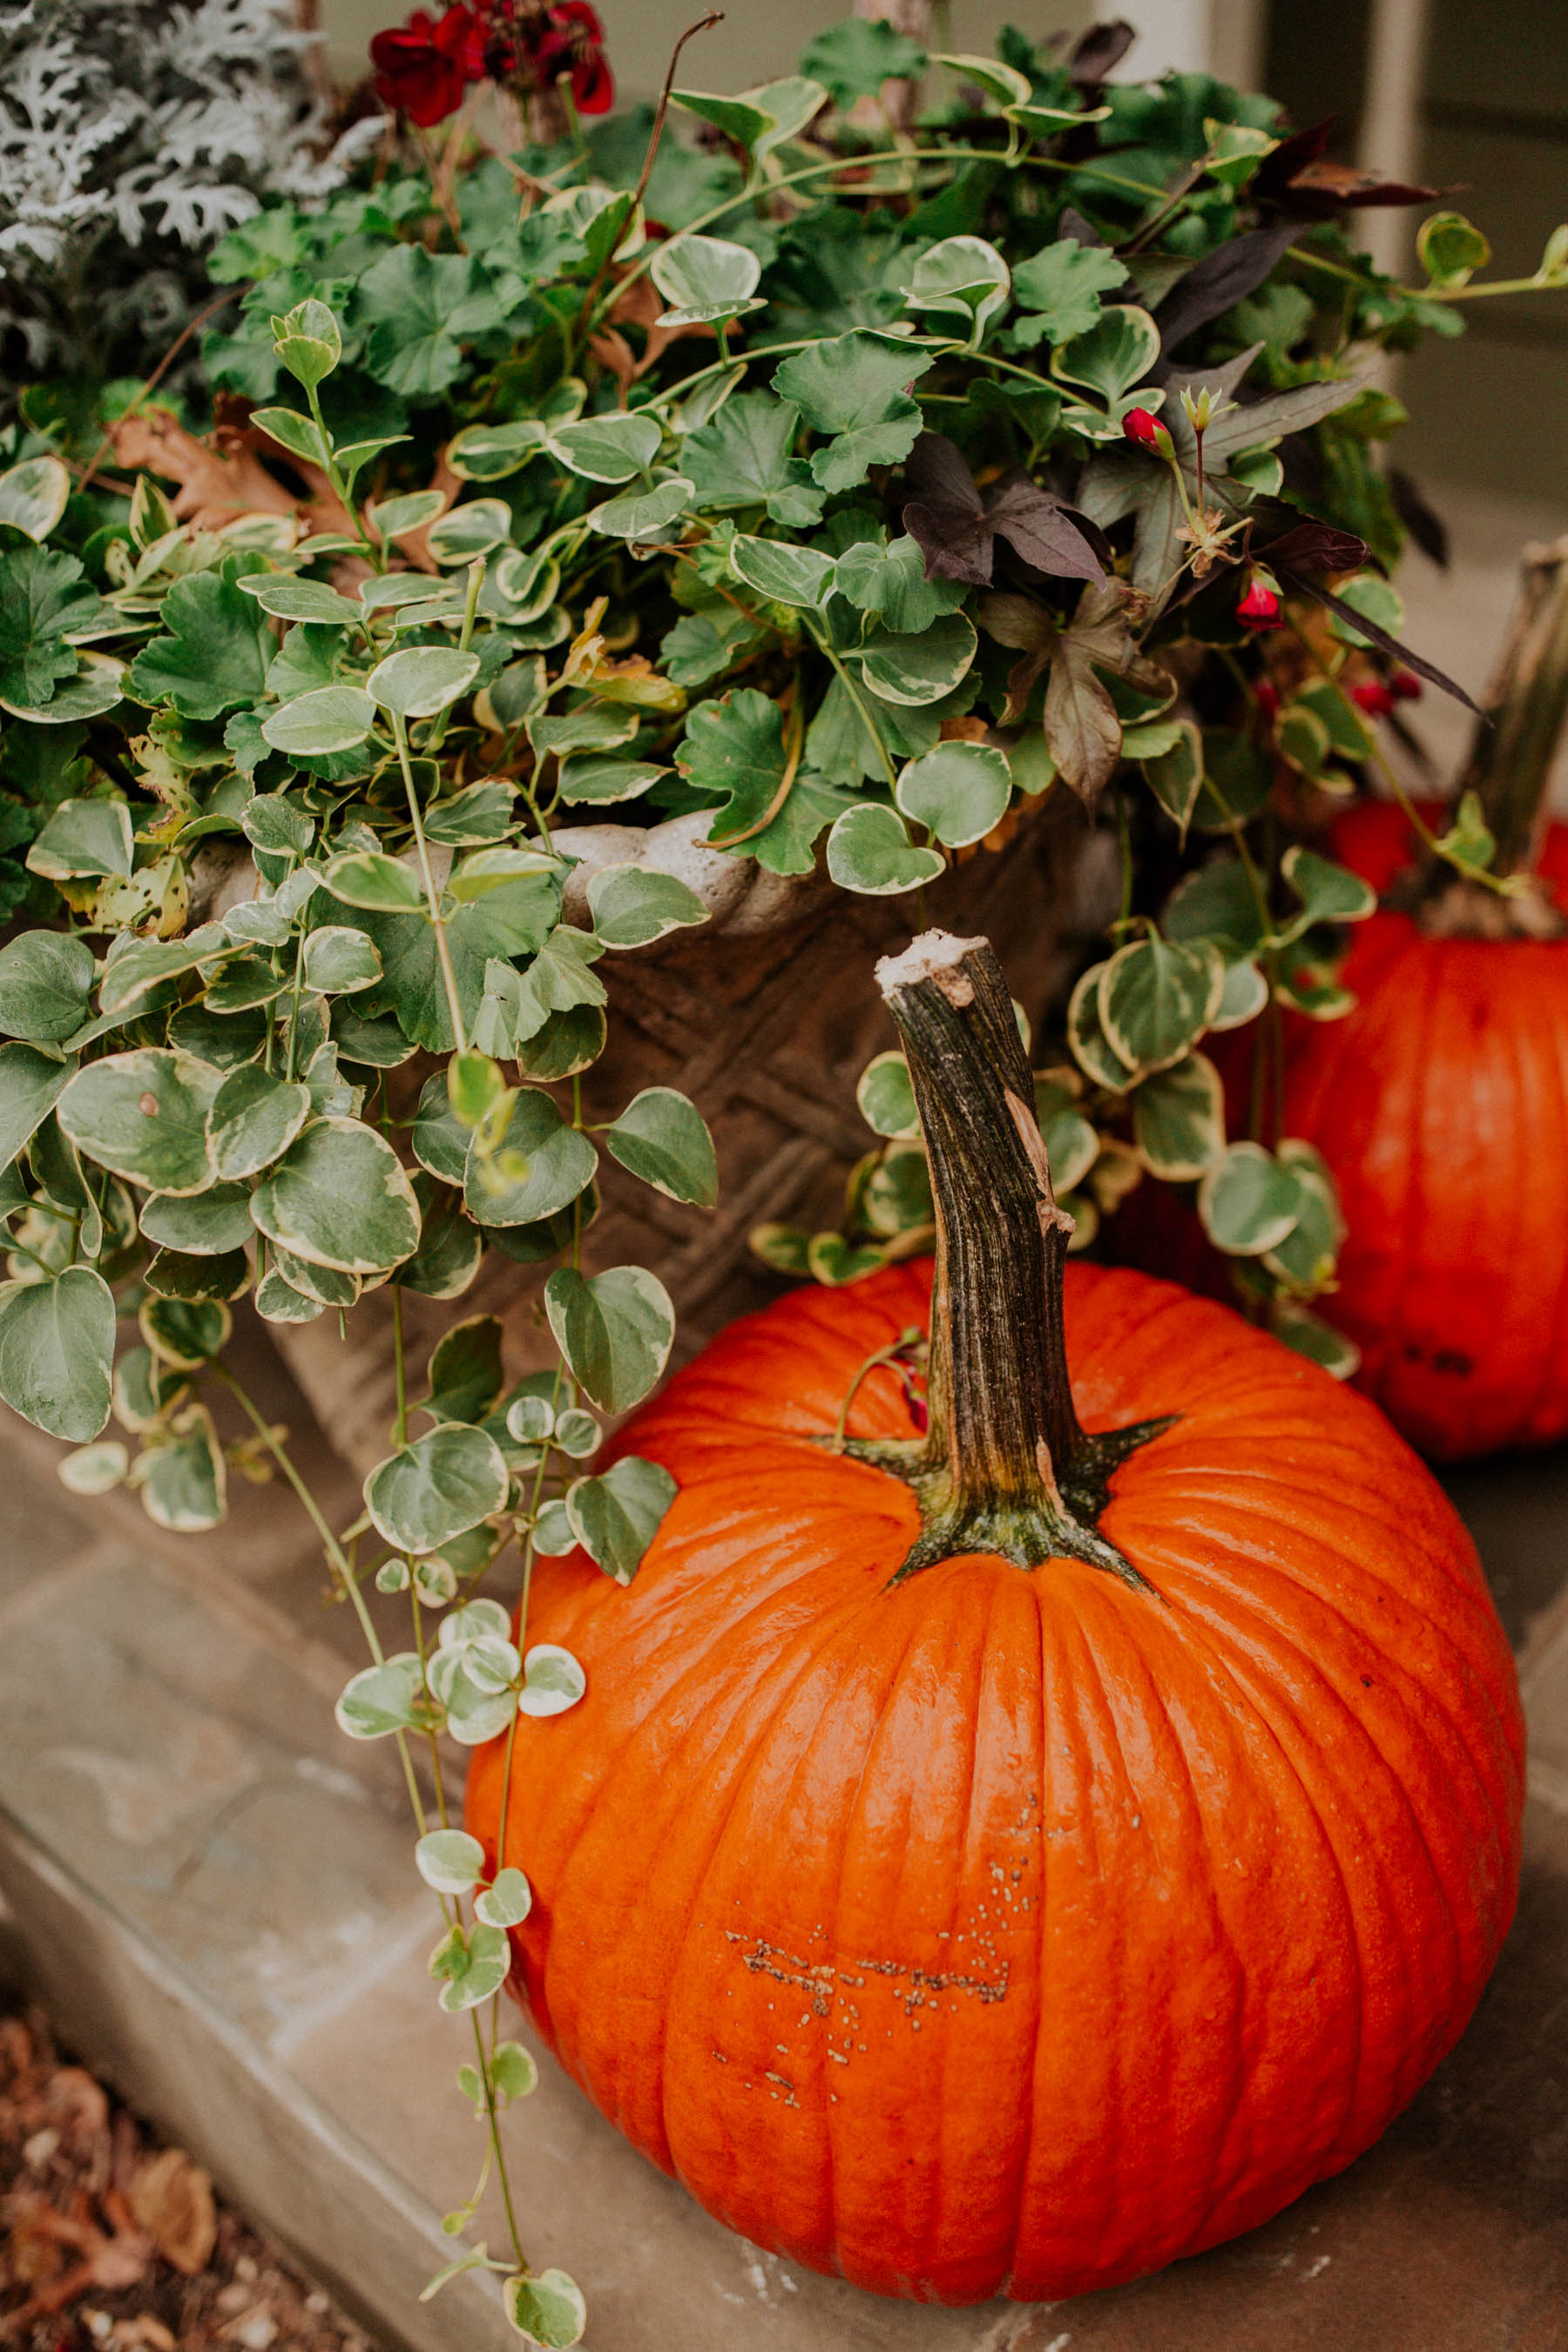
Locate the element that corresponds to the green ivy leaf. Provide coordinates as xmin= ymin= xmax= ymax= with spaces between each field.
xmin=894 ymin=740 xmax=1010 ymax=847
xmin=302 ymin=926 xmax=383 ymax=995
xmin=367 ymin=646 xmax=480 ymax=720
xmin=261 ymin=686 xmax=377 ymax=759
xmin=825 ymin=804 xmax=943 ymax=895
xmin=425 ymin=498 xmax=514 ymax=564
xmin=586 ymin=865 xmax=709 ymax=949
xmin=206 ymin=1065 xmax=311 ymax=1181
xmin=0 ymin=1264 xmax=113 ymax=1440
xmin=139 ymin=1183 xmax=255 ymax=1256
xmin=549 ymin=412 xmax=663 ymax=483
xmin=503 ymin=2269 xmax=586 ymax=2350
xmin=251 ymin=1116 xmax=422 ymax=1273
xmin=1279 ymin=844 xmax=1378 ymax=933
xmin=1131 ymin=1051 xmax=1225 ymax=1179
xmin=565 ymin=1455 xmax=677 ymax=1585
xmin=905 ymin=235 xmax=1010 ymax=341
xmin=321 ymin=850 xmax=427 ymax=914
xmin=27 ymin=797 xmax=133 ymax=882
xmin=1098 ymin=935 xmax=1223 ymax=1073
xmin=856 ymin=1050 xmax=917 ymax=1138
xmin=586 ymin=477 xmax=693 ymax=539
xmin=1198 ymin=1140 xmax=1301 ymax=1256
xmin=544 ymin=1264 xmax=674 ymax=1413
xmin=463 ymin=1089 xmax=597 ymax=1228
xmin=729 ymin=534 xmax=837 ymax=609
xmin=605 ymin=1087 xmax=718 ymax=1206
xmin=0 ymin=933 xmax=95 ymax=1043
xmin=652 ymin=233 xmax=764 ymax=328
xmin=365 ymin=1423 xmax=510 ymax=1553
xmin=416 ymin=1828 xmax=485 ymax=1895
xmin=422 ymin=1315 xmax=505 ymax=1425
xmin=852 ymin=612 xmax=977 ymax=706
xmin=336 ymin=1652 xmax=425 ymax=1739
xmin=132 ymin=1403 xmax=226 ymax=1531
xmin=139 ymin=1294 xmax=232 ymax=1369
xmin=0 ymin=455 xmax=70 ymax=543
xmin=58 ymin=1048 xmax=220 ymax=1193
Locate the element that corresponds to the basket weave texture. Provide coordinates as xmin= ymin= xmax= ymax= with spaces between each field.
xmin=269 ymin=807 xmax=1110 ymax=1474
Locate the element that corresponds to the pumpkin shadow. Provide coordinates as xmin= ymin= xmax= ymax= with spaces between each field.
xmin=1438 ymin=1441 xmax=1568 ymax=1650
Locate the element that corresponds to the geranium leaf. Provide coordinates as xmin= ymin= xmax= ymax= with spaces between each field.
xmin=127 ymin=558 xmax=274 ymax=720
xmin=1008 ymin=239 xmax=1129 ymax=348
xmin=774 ymin=333 xmax=935 ymax=493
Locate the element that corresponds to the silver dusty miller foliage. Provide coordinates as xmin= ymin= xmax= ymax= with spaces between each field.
xmin=0 ymin=0 xmax=381 ymax=388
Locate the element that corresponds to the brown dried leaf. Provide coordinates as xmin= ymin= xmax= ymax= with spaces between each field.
xmin=127 ymin=2146 xmax=218 ymax=2277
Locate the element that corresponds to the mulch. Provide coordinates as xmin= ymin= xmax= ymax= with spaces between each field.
xmin=0 ymin=2005 xmax=378 ymax=2351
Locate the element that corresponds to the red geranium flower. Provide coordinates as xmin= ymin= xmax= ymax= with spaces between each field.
xmin=482 ymin=0 xmax=616 ymax=116
xmin=1351 ymin=678 xmax=1395 ymax=718
xmin=371 ymin=3 xmax=486 ymax=126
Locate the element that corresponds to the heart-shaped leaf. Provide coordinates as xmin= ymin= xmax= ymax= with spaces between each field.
xmin=544 ymin=1264 xmax=674 ymax=1413
xmin=565 ymin=1456 xmax=677 ymax=1585
xmin=604 ymin=1087 xmax=718 ymax=1206
xmin=826 ymin=804 xmax=944 ymax=895
xmin=894 ymin=740 xmax=1010 ymax=846
xmin=251 ymin=1116 xmax=422 ymax=1272
xmin=0 ymin=1264 xmax=113 ymax=1441
xmin=58 ymin=1048 xmax=221 ymax=1193
xmin=365 ymin=1423 xmax=510 ymax=1553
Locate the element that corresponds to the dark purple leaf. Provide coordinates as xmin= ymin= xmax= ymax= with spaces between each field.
xmin=901 ymin=434 xmax=1104 ymax=589
xmin=1069 ymin=20 xmax=1136 ymax=86
xmin=1280 ymin=160 xmax=1446 ymax=219
xmin=1260 ymin=521 xmax=1369 ymax=578
xmin=1251 ymin=118 xmax=1337 ymax=206
xmin=1285 ymin=577 xmax=1480 ymax=711
xmin=1154 ymin=222 xmax=1300 ymax=356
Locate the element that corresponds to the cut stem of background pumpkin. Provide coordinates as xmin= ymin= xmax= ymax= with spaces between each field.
xmin=843 ymin=930 xmax=1168 ymax=1587
xmin=1415 ymin=531 xmax=1568 ymax=931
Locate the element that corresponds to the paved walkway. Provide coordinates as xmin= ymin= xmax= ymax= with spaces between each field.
xmin=0 ymin=1315 xmax=1564 ymax=2352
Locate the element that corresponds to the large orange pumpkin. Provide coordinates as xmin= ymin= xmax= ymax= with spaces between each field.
xmin=467 ymin=931 xmax=1524 ymax=2305
xmin=1264 ymin=796 xmax=1568 ymax=1458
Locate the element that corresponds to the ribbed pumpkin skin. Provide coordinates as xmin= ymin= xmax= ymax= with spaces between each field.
xmin=1279 ymin=801 xmax=1568 ymax=1458
xmin=466 ymin=1259 xmax=1524 ymax=2304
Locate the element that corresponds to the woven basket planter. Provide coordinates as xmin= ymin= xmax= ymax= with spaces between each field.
xmin=260 ymin=802 xmax=1112 ymax=1476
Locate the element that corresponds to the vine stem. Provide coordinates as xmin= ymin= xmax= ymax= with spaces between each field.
xmin=806 ymin=618 xmax=897 ymax=787
xmin=392 ymin=710 xmax=470 ymax=1052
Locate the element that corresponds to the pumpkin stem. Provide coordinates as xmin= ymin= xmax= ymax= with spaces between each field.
xmin=1407 ymin=532 xmax=1568 ymax=935
xmin=846 ymin=929 xmax=1166 ymax=1592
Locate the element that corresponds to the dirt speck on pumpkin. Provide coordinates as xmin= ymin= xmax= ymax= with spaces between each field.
xmin=0 ymin=2004 xmax=375 ymax=2352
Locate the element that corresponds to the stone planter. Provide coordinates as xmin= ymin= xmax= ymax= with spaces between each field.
xmin=251 ymin=803 xmax=1112 ymax=1476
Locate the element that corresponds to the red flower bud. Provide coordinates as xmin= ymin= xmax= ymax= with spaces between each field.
xmin=1237 ymin=578 xmax=1283 ymax=630
xmin=1254 ymin=679 xmax=1281 ymax=720
xmin=1351 ymin=679 xmax=1395 ymax=718
xmin=1389 ymin=668 xmax=1423 ymax=702
xmin=1123 ymin=408 xmax=1164 ymax=450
